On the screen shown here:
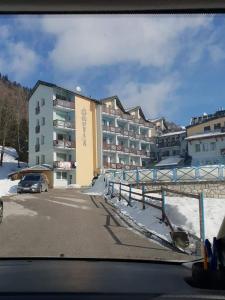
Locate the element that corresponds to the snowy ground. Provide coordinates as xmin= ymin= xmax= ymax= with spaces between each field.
xmin=0 ymin=147 xmax=26 ymax=197
xmin=84 ymin=176 xmax=225 ymax=244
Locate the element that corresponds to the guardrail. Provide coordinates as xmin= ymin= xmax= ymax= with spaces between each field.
xmin=106 ymin=165 xmax=225 ymax=183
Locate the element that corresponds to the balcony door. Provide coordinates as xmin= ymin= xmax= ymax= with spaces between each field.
xmin=56 ymin=152 xmax=67 ymax=162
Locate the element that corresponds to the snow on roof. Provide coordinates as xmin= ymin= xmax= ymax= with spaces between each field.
xmin=0 ymin=146 xmax=18 ymax=159
xmin=185 ymin=131 xmax=225 ymax=141
xmin=159 ymin=130 xmax=186 ymax=137
xmin=155 ymin=156 xmax=183 ymax=167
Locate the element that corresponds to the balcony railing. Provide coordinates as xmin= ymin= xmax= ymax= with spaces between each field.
xmin=53 ymin=119 xmax=74 ymax=129
xmin=35 ymin=125 xmax=40 ymax=133
xmin=53 ymin=140 xmax=75 ymax=148
xmin=102 ymin=125 xmax=116 ymax=133
xmin=103 ymin=143 xmax=117 ymax=151
xmin=103 ymin=162 xmax=141 ymax=170
xmin=35 ymin=144 xmax=40 ymax=152
xmin=53 ymin=99 xmax=75 ymax=110
xmin=35 ymin=106 xmax=40 ymax=115
xmin=158 ymin=141 xmax=181 ymax=148
xmin=53 ymin=161 xmax=76 ymax=170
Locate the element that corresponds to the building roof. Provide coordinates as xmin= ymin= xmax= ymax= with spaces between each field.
xmin=8 ymin=164 xmax=53 ymax=178
xmin=187 ymin=110 xmax=225 ymax=129
xmin=155 ymin=156 xmax=183 ymax=167
xmin=185 ymin=131 xmax=225 ymax=141
xmin=29 ymin=80 xmax=100 ymax=104
xmin=159 ymin=130 xmax=186 ymax=137
xmin=100 ymin=95 xmax=128 ymax=114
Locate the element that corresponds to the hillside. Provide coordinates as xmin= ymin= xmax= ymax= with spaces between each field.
xmin=0 ymin=74 xmax=30 ymax=164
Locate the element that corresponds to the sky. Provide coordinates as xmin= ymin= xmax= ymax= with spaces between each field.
xmin=0 ymin=14 xmax=225 ymax=125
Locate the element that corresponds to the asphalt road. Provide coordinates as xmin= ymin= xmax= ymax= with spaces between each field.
xmin=0 ymin=189 xmax=191 ymax=261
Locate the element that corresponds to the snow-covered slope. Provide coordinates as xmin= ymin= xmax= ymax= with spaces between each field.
xmin=0 ymin=147 xmax=26 ymax=197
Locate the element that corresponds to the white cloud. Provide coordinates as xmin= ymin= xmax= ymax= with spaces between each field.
xmin=106 ymin=74 xmax=180 ymax=118
xmin=0 ymin=25 xmax=10 ymax=39
xmin=41 ymin=15 xmax=212 ymax=72
xmin=0 ymin=41 xmax=39 ymax=81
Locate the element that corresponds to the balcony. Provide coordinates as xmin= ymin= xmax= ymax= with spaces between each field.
xmin=53 ymin=99 xmax=75 ymax=110
xmin=103 ymin=162 xmax=141 ymax=170
xmin=53 ymin=161 xmax=76 ymax=170
xmin=53 ymin=119 xmax=75 ymax=130
xmin=158 ymin=141 xmax=181 ymax=148
xmin=35 ymin=106 xmax=40 ymax=115
xmin=35 ymin=144 xmax=40 ymax=152
xmin=35 ymin=125 xmax=40 ymax=133
xmin=102 ymin=125 xmax=116 ymax=133
xmin=53 ymin=140 xmax=75 ymax=149
xmin=103 ymin=143 xmax=117 ymax=151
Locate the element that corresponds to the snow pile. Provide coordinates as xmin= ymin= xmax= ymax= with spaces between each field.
xmin=83 ymin=175 xmax=106 ymax=195
xmin=0 ymin=147 xmax=25 ymax=197
xmin=107 ymin=184 xmax=225 ymax=243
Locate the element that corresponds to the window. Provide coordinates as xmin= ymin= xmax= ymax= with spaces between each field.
xmin=41 ymin=155 xmax=45 ymax=164
xmin=36 ymin=137 xmax=39 ymax=145
xmin=41 ymin=135 xmax=45 ymax=145
xmin=204 ymin=126 xmax=210 ymax=132
xmin=214 ymin=123 xmax=221 ymax=130
xmin=41 ymin=98 xmax=45 ymax=106
xmin=195 ymin=144 xmax=201 ymax=152
xmin=56 ymin=172 xmax=61 ymax=179
xmin=210 ymin=142 xmax=216 ymax=151
xmin=42 ymin=117 xmax=45 ymax=125
xmin=202 ymin=143 xmax=208 ymax=152
xmin=62 ymin=172 xmax=67 ymax=180
xmin=36 ymin=156 xmax=39 ymax=164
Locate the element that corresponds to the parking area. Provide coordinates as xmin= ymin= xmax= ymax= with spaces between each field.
xmin=0 ymin=188 xmax=190 ymax=260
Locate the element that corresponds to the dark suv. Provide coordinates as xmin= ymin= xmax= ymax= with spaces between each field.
xmin=17 ymin=173 xmax=49 ymax=194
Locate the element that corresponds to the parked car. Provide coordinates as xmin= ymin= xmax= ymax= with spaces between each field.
xmin=17 ymin=173 xmax=49 ymax=194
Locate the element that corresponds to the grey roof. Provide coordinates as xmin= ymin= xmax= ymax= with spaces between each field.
xmin=155 ymin=156 xmax=183 ymax=167
xmin=29 ymin=80 xmax=100 ymax=104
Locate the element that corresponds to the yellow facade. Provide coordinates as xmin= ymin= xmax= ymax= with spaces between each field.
xmin=187 ymin=116 xmax=225 ymax=136
xmin=75 ymin=95 xmax=99 ymax=186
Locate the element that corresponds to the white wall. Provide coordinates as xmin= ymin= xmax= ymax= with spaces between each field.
xmin=188 ymin=136 xmax=225 ymax=165
xmin=29 ymin=85 xmax=54 ymax=167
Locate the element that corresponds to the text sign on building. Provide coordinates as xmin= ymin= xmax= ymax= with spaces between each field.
xmin=81 ymin=108 xmax=87 ymax=146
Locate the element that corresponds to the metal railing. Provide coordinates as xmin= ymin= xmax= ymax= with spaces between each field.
xmin=107 ymin=164 xmax=225 ymax=183
xmin=53 ymin=140 xmax=75 ymax=148
xmin=103 ymin=163 xmax=141 ymax=170
xmin=53 ymin=99 xmax=75 ymax=109
xmin=53 ymin=119 xmax=74 ymax=129
xmin=158 ymin=141 xmax=181 ymax=148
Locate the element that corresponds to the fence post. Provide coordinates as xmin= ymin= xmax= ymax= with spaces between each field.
xmin=136 ymin=169 xmax=139 ymax=185
xmin=195 ymin=166 xmax=200 ymax=180
xmin=219 ymin=164 xmax=223 ymax=180
xmin=161 ymin=188 xmax=166 ymax=221
xmin=119 ymin=182 xmax=121 ymax=201
xmin=142 ymin=184 xmax=146 ymax=209
xmin=153 ymin=168 xmax=157 ymax=182
xmin=199 ymin=192 xmax=206 ymax=243
xmin=123 ymin=170 xmax=126 ymax=181
xmin=129 ymin=184 xmax=132 ymax=205
xmin=111 ymin=182 xmax=114 ymax=198
xmin=173 ymin=168 xmax=177 ymax=182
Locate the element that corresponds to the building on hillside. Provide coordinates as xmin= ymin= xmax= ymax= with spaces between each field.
xmin=101 ymin=98 xmax=156 ymax=169
xmin=148 ymin=117 xmax=168 ymax=136
xmin=29 ymin=81 xmax=158 ymax=187
xmin=186 ymin=109 xmax=225 ymax=166
xmin=156 ymin=130 xmax=187 ymax=162
xmin=28 ymin=80 xmax=102 ymax=187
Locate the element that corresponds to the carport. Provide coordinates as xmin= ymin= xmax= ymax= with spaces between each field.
xmin=8 ymin=165 xmax=53 ymax=188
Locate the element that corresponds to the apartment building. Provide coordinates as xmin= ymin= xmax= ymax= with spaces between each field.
xmin=101 ymin=97 xmax=155 ymax=170
xmin=186 ymin=109 xmax=225 ymax=165
xmin=156 ymin=130 xmax=187 ymax=160
xmin=29 ymin=81 xmax=158 ymax=187
xmin=29 ymin=81 xmax=102 ymax=187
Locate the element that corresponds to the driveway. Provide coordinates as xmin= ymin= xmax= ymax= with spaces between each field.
xmin=0 ymin=188 xmax=190 ymax=261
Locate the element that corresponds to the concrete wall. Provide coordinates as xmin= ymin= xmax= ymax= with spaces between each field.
xmin=29 ymin=85 xmax=54 ymax=167
xmin=143 ymin=180 xmax=225 ymax=198
xmin=75 ymin=95 xmax=99 ymax=186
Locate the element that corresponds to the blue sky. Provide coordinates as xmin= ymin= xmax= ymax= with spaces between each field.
xmin=0 ymin=14 xmax=225 ymax=125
